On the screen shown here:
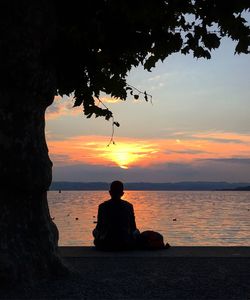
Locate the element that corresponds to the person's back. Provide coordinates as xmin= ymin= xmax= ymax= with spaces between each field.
xmin=93 ymin=181 xmax=139 ymax=250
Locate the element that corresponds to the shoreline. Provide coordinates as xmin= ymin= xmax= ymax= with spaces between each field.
xmin=59 ymin=245 xmax=250 ymax=258
xmin=49 ymin=181 xmax=250 ymax=192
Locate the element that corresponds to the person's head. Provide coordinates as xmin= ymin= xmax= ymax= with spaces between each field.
xmin=109 ymin=180 xmax=124 ymax=199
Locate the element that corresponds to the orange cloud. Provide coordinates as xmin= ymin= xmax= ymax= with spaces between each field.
xmin=47 ymin=131 xmax=250 ymax=169
xmin=48 ymin=136 xmax=158 ymax=168
xmin=96 ymin=97 xmax=121 ymax=104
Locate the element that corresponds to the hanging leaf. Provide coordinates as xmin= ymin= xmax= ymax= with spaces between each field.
xmin=113 ymin=121 xmax=120 ymax=127
xmin=134 ymin=94 xmax=139 ymax=100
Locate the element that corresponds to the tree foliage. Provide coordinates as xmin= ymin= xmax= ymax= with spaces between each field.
xmin=54 ymin=0 xmax=250 ymax=120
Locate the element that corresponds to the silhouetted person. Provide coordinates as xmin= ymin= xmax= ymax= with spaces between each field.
xmin=93 ymin=180 xmax=139 ymax=250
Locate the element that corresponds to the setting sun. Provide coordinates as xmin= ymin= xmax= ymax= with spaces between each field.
xmin=101 ymin=143 xmax=155 ymax=169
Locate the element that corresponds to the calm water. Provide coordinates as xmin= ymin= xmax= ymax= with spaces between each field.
xmin=48 ymin=191 xmax=250 ymax=246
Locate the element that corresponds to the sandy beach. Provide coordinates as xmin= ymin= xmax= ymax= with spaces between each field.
xmin=2 ymin=246 xmax=250 ymax=300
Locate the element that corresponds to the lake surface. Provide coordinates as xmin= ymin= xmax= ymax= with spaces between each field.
xmin=48 ymin=191 xmax=250 ymax=246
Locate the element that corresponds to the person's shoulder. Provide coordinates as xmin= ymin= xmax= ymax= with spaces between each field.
xmin=121 ymin=199 xmax=133 ymax=208
xmin=99 ymin=199 xmax=112 ymax=208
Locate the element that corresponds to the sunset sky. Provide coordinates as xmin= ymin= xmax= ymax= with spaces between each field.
xmin=46 ymin=35 xmax=250 ymax=183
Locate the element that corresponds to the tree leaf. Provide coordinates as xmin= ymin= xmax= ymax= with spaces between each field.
xmin=203 ymin=33 xmax=221 ymax=50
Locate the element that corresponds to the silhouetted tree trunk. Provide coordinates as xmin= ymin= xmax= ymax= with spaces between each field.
xmin=0 ymin=1 xmax=65 ymax=284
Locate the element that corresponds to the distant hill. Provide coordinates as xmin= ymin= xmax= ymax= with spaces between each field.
xmin=49 ymin=181 xmax=250 ymax=191
xmin=221 ymin=185 xmax=250 ymax=191
xmin=50 ymin=181 xmax=109 ymax=191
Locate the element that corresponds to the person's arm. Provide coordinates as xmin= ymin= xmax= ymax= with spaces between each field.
xmin=96 ymin=204 xmax=105 ymax=231
xmin=130 ymin=205 xmax=137 ymax=232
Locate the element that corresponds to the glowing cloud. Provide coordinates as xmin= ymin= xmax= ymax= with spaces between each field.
xmin=48 ymin=136 xmax=158 ymax=168
xmin=96 ymin=97 xmax=121 ymax=104
xmin=47 ymin=131 xmax=250 ymax=169
xmin=99 ymin=142 xmax=156 ymax=169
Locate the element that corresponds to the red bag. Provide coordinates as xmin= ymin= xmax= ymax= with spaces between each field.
xmin=138 ymin=230 xmax=167 ymax=250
